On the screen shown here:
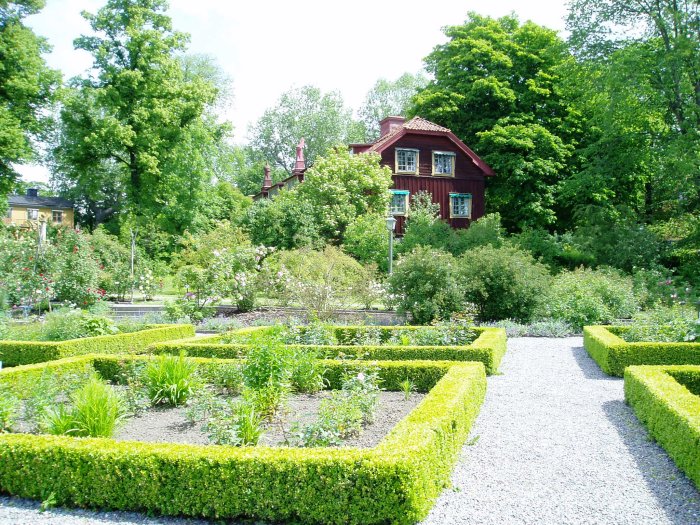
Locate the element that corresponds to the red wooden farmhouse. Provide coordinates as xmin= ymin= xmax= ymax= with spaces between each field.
xmin=255 ymin=116 xmax=495 ymax=234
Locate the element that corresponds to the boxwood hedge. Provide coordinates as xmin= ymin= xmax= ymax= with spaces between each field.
xmin=583 ymin=325 xmax=700 ymax=377
xmin=0 ymin=324 xmax=194 ymax=367
xmin=147 ymin=326 xmax=507 ymax=375
xmin=624 ymin=365 xmax=700 ymax=489
xmin=0 ymin=354 xmax=486 ymax=524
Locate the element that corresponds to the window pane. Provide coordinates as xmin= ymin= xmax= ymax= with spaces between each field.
xmin=52 ymin=211 xmax=62 ymax=223
xmin=434 ymin=153 xmax=454 ymax=174
xmin=451 ymin=195 xmax=470 ymax=217
xmin=390 ymin=192 xmax=408 ymax=215
xmin=397 ymin=150 xmax=416 ymax=172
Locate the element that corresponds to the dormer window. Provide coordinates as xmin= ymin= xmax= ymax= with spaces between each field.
xmin=395 ymin=148 xmax=419 ymax=174
xmin=433 ymin=151 xmax=456 ymax=176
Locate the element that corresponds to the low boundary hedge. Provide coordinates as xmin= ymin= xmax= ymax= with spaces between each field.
xmin=0 ymin=355 xmax=486 ymax=524
xmin=0 ymin=324 xmax=194 ymax=367
xmin=624 ymin=365 xmax=700 ymax=489
xmin=147 ymin=326 xmax=507 ymax=375
xmin=583 ymin=325 xmax=700 ymax=377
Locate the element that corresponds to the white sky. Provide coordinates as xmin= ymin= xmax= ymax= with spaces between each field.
xmin=18 ymin=0 xmax=569 ymax=182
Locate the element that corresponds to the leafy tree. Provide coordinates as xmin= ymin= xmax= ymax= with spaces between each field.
xmin=343 ymin=213 xmax=389 ymax=272
xmin=412 ymin=13 xmax=580 ymax=231
xmin=0 ymin=0 xmax=60 ymax=205
xmin=358 ymin=72 xmax=428 ymax=142
xmin=296 ymin=148 xmax=392 ymax=243
xmin=248 ymin=86 xmax=364 ymax=174
xmin=50 ymin=0 xmax=223 ymax=237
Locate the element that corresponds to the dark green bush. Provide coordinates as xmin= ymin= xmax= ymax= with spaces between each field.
xmin=389 ymin=247 xmax=463 ymax=324
xmin=458 ymin=245 xmax=550 ymax=322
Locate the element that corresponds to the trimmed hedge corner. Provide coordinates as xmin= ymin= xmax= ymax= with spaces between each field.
xmin=147 ymin=326 xmax=508 ymax=375
xmin=583 ymin=325 xmax=700 ymax=377
xmin=0 ymin=355 xmax=486 ymax=524
xmin=0 ymin=324 xmax=194 ymax=367
xmin=624 ymin=365 xmax=700 ymax=489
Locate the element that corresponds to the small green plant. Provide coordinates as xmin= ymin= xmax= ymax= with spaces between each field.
xmin=40 ymin=492 xmax=57 ymax=512
xmin=290 ymin=348 xmax=326 ymax=394
xmin=0 ymin=388 xmax=20 ymax=432
xmin=143 ymin=352 xmax=198 ymax=406
xmin=623 ymin=306 xmax=699 ymax=343
xmin=232 ymin=401 xmax=264 ymax=446
xmin=44 ymin=377 xmax=126 ymax=438
xmin=204 ymin=399 xmax=265 ymax=446
xmin=399 ymin=378 xmax=415 ymax=400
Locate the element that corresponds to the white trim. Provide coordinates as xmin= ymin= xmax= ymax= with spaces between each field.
xmin=395 ymin=148 xmax=419 ymax=174
xmin=432 ymin=151 xmax=456 ymax=176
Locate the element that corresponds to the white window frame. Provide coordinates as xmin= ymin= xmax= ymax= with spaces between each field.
xmin=52 ymin=209 xmax=63 ymax=223
xmin=26 ymin=208 xmax=39 ymax=220
xmin=390 ymin=190 xmax=410 ymax=216
xmin=449 ymin=193 xmax=472 ymax=219
xmin=432 ymin=151 xmax=456 ymax=176
xmin=395 ymin=148 xmax=419 ymax=174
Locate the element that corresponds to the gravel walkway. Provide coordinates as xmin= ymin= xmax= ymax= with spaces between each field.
xmin=2 ymin=337 xmax=699 ymax=524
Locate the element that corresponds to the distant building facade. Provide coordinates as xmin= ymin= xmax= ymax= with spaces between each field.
xmin=4 ymin=188 xmax=74 ymax=228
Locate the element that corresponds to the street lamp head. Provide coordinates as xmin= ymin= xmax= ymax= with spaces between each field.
xmin=385 ymin=215 xmax=397 ymax=232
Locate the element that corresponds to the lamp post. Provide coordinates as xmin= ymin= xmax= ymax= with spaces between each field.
xmin=385 ymin=215 xmax=397 ymax=275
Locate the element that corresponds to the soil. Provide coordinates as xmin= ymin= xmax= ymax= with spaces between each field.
xmin=114 ymin=390 xmax=424 ymax=448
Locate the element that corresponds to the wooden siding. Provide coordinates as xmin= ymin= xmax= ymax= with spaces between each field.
xmin=381 ymin=134 xmax=487 ymax=234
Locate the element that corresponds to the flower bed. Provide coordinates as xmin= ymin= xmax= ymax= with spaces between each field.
xmin=624 ymin=365 xmax=700 ymax=489
xmin=147 ymin=325 xmax=508 ymax=374
xmin=0 ymin=354 xmax=486 ymax=524
xmin=583 ymin=325 xmax=700 ymax=377
xmin=0 ymin=324 xmax=194 ymax=367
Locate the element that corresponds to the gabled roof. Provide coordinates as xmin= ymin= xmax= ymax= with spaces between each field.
xmin=8 ymin=194 xmax=74 ymax=209
xmin=368 ymin=116 xmax=495 ymax=176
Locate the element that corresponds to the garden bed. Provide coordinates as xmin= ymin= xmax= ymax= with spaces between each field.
xmin=148 ymin=325 xmax=508 ymax=374
xmin=0 ymin=354 xmax=486 ymax=524
xmin=624 ymin=365 xmax=700 ymax=489
xmin=583 ymin=325 xmax=700 ymax=376
xmin=0 ymin=324 xmax=194 ymax=367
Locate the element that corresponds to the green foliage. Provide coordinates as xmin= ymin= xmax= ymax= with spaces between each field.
xmin=249 ymin=85 xmax=363 ymax=175
xmin=52 ymin=228 xmax=103 ymax=306
xmin=449 ymin=213 xmax=505 ymax=254
xmin=0 ymin=359 xmax=486 ymax=524
xmin=44 ymin=376 xmax=125 ymax=438
xmin=544 ymin=268 xmax=638 ymax=330
xmin=0 ymin=324 xmax=195 ymax=367
xmin=88 ymin=227 xmax=133 ymax=300
xmin=0 ymin=228 xmax=57 ymax=307
xmin=0 ymin=0 xmax=60 ymax=198
xmin=458 ymin=245 xmax=550 ymax=322
xmin=512 ymin=229 xmax=594 ymax=271
xmin=483 ymin=319 xmax=577 ymax=337
xmin=342 ymin=213 xmax=389 ymax=272
xmin=623 ymin=306 xmax=699 ymax=343
xmin=397 ymin=191 xmax=451 ymax=255
xmin=399 ymin=378 xmax=415 ymax=400
xmin=389 ymin=247 xmax=463 ymax=324
xmin=203 ymin=398 xmax=264 ymax=446
xmin=0 ymin=388 xmax=19 ymax=432
xmin=144 ymin=353 xmax=198 ymax=406
xmin=584 ymin=326 xmax=700 ymax=376
xmin=624 ymin=365 xmax=700 ymax=489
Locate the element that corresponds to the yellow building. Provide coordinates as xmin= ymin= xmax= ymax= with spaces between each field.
xmin=4 ymin=189 xmax=74 ymax=228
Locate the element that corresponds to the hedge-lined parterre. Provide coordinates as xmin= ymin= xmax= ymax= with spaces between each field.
xmin=624 ymin=365 xmax=700 ymax=489
xmin=147 ymin=326 xmax=507 ymax=375
xmin=0 ymin=354 xmax=486 ymax=524
xmin=0 ymin=324 xmax=194 ymax=367
xmin=583 ymin=325 xmax=700 ymax=377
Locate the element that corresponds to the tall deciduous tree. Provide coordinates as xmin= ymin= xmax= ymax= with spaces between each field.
xmin=412 ymin=13 xmax=581 ymax=231
xmin=248 ymin=86 xmax=364 ymax=174
xmin=51 ymin=0 xmax=223 ymax=234
xmin=358 ymin=72 xmax=428 ymax=142
xmin=0 ymin=0 xmax=59 ymax=201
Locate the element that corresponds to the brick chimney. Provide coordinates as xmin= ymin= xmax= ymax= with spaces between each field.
xmin=26 ymin=188 xmax=38 ymax=198
xmin=379 ymin=116 xmax=405 ymax=137
xmin=293 ymin=138 xmax=306 ymax=173
xmin=262 ymin=164 xmax=272 ymax=190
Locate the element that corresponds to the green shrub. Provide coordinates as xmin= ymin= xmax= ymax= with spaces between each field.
xmin=144 ymin=353 xmax=198 ymax=406
xmin=458 ymin=245 xmax=550 ymax=322
xmin=624 ymin=306 xmax=699 ymax=343
xmin=584 ymin=326 xmax=700 ymax=376
xmin=204 ymin=398 xmax=265 ymax=446
xmin=342 ymin=213 xmax=389 ymax=272
xmin=0 ymin=388 xmax=19 ymax=432
xmin=389 ymin=247 xmax=463 ymax=324
xmin=544 ymin=268 xmax=638 ymax=330
xmin=448 ymin=213 xmax=505 ymax=255
xmin=624 ymin=365 xmax=700 ymax=489
xmin=44 ymin=377 xmax=125 ymax=438
xmin=483 ymin=319 xmax=577 ymax=337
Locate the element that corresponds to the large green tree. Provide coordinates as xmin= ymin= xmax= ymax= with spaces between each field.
xmin=358 ymin=72 xmax=428 ymax=142
xmin=50 ymin=0 xmax=223 ymax=235
xmin=0 ymin=0 xmax=59 ymax=200
xmin=248 ymin=86 xmax=364 ymax=174
xmin=412 ymin=13 xmax=580 ymax=231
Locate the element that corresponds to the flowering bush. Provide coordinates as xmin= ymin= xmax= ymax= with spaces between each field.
xmin=53 ymin=228 xmax=103 ymax=307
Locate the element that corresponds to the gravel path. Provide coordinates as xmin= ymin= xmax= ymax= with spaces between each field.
xmin=2 ymin=337 xmax=699 ymax=524
xmin=423 ymin=337 xmax=700 ymax=525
